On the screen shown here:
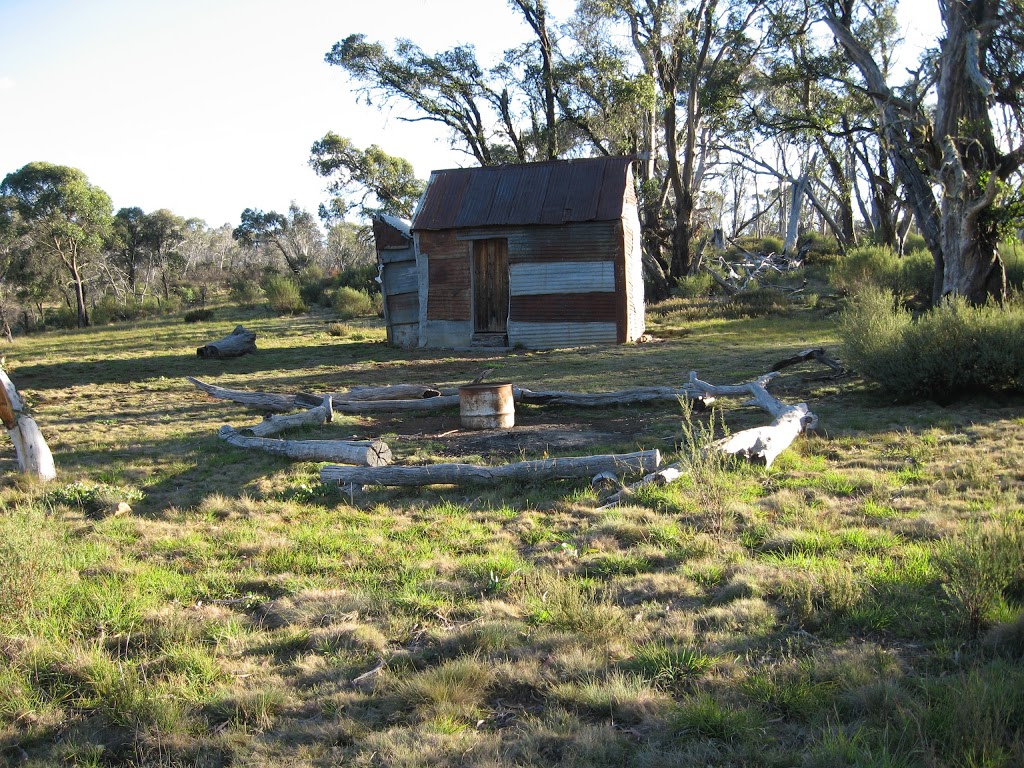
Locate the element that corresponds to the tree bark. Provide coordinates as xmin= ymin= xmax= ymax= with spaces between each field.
xmin=197 ymin=325 xmax=257 ymax=359
xmin=321 ymin=449 xmax=661 ymax=488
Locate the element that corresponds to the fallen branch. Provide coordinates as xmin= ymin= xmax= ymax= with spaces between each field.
xmin=238 ymin=396 xmax=333 ymax=437
xmin=219 ymin=427 xmax=392 ymax=466
xmin=321 ymin=449 xmax=661 ymax=488
xmin=0 ymin=366 xmax=56 ymax=481
xmin=685 ymin=371 xmax=816 ymax=467
xmin=188 ymin=377 xmax=298 ymax=413
xmin=197 ymin=325 xmax=257 ymax=359
xmin=771 ymin=347 xmax=846 ymax=375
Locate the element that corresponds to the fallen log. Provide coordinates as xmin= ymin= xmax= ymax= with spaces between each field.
xmin=684 ymin=371 xmax=815 ymax=467
xmin=187 ymin=377 xmax=298 ymax=413
xmin=516 ymin=386 xmax=714 ymax=409
xmin=197 ymin=325 xmax=257 ymax=359
xmin=0 ymin=367 xmax=56 ymax=481
xmin=321 ymin=449 xmax=661 ymax=488
xmin=219 ymin=426 xmax=392 ymax=466
xmin=337 ymin=384 xmax=442 ymax=401
xmin=331 ymin=395 xmax=461 ymax=414
xmin=237 ymin=395 xmax=332 ymax=437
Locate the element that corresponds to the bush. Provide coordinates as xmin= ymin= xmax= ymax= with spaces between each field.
xmin=335 ymin=263 xmax=380 ymax=295
xmin=298 ymin=266 xmax=333 ymax=308
xmin=1003 ymin=241 xmax=1024 ymax=291
xmin=262 ymin=275 xmax=307 ymax=315
xmin=758 ymin=236 xmax=785 ymax=255
xmin=838 ymin=286 xmax=1024 ymax=402
xmin=675 ymin=271 xmax=715 ymax=298
xmin=333 ymin=286 xmax=376 ymax=319
xmin=183 ymin=308 xmax=214 ymax=323
xmin=830 ymin=245 xmax=934 ymax=302
xmin=229 ymin=278 xmax=264 ymax=309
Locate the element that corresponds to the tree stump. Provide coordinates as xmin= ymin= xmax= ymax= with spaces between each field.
xmin=197 ymin=325 xmax=257 ymax=359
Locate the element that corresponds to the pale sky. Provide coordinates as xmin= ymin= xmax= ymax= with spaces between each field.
xmin=0 ymin=0 xmax=938 ymax=229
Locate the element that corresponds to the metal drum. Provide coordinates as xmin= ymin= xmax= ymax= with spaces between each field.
xmin=459 ymin=382 xmax=515 ymax=429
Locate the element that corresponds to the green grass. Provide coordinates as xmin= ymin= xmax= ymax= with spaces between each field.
xmin=0 ymin=300 xmax=1022 ymax=766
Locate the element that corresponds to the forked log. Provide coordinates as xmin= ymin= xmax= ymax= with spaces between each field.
xmin=0 ymin=367 xmax=56 ymax=481
xmin=321 ymin=449 xmax=661 ymax=488
xmin=599 ymin=370 xmax=818 ymax=506
xmin=219 ymin=427 xmax=392 ymax=466
xmin=197 ymin=325 xmax=257 ymax=359
xmin=684 ymin=371 xmax=816 ymax=466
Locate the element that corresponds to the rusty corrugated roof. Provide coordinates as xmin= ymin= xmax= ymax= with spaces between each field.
xmin=411 ymin=156 xmax=635 ymax=231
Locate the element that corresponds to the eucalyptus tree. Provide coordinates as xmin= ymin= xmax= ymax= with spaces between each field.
xmin=110 ymin=206 xmax=148 ymax=300
xmin=326 ymin=35 xmax=517 ymax=165
xmin=822 ymin=0 xmax=1024 ymax=304
xmin=572 ymin=0 xmax=772 ymax=295
xmin=142 ymin=209 xmax=186 ymax=301
xmin=309 ymin=133 xmax=424 ymax=221
xmin=232 ymin=204 xmax=325 ymax=274
xmin=0 ymin=162 xmax=113 ymax=328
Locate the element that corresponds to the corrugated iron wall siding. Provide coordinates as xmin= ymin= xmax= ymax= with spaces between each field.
xmin=421 ymin=230 xmax=471 ymax=322
xmin=378 ymin=246 xmax=419 ymax=348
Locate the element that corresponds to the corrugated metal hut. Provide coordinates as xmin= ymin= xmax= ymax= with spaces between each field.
xmin=388 ymin=155 xmax=645 ymax=350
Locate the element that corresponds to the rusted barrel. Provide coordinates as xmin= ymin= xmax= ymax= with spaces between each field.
xmin=459 ymin=382 xmax=515 ymax=429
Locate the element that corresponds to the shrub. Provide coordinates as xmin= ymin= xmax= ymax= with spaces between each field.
xmin=1003 ymin=240 xmax=1024 ymax=291
xmin=262 ymin=275 xmax=307 ymax=315
xmin=675 ymin=271 xmax=715 ymax=298
xmin=229 ymin=278 xmax=263 ymax=309
xmin=838 ymin=286 xmax=1024 ymax=401
xmin=335 ymin=263 xmax=380 ymax=295
xmin=333 ymin=286 xmax=376 ymax=319
xmin=830 ymin=245 xmax=934 ymax=303
xmin=183 ymin=308 xmax=214 ymax=323
xmin=298 ymin=266 xmax=332 ymax=307
xmin=758 ymin=236 xmax=785 ymax=255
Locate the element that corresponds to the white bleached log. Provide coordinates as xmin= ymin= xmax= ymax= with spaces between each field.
xmin=0 ymin=368 xmax=56 ymax=481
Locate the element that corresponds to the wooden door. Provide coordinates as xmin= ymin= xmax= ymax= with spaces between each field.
xmin=473 ymin=238 xmax=509 ymax=334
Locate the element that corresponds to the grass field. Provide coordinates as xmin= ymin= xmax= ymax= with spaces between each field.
xmin=1 ymin=299 xmax=1022 ymax=767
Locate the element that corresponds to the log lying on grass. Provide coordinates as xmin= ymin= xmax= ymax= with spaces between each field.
xmin=321 ymin=449 xmax=660 ymax=488
xmin=187 ymin=377 xmax=298 ymax=413
xmin=516 ymin=386 xmax=714 ymax=408
xmin=219 ymin=427 xmax=393 ymax=466
xmin=234 ymin=395 xmax=333 ymax=437
xmin=197 ymin=325 xmax=257 ymax=359
xmin=0 ymin=367 xmax=56 ymax=481
xmin=598 ymin=370 xmax=818 ymax=506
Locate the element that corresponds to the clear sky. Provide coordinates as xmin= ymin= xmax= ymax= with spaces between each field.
xmin=0 ymin=0 xmax=938 ymax=229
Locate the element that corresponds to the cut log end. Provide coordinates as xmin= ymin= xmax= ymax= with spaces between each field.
xmin=367 ymin=440 xmax=393 ymax=467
